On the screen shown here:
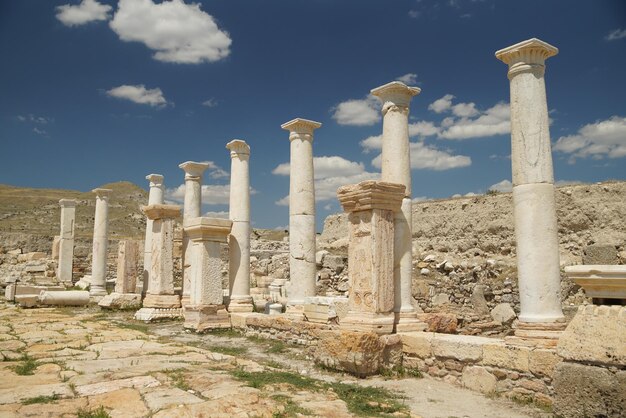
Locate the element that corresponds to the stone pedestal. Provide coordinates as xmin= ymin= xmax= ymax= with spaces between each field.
xmin=496 ymin=38 xmax=565 ymax=337
xmin=226 ymin=140 xmax=253 ymax=312
xmin=141 ymin=174 xmax=164 ymax=296
xmin=57 ymin=199 xmax=76 ymax=285
xmin=337 ymin=181 xmax=405 ymax=335
xmin=134 ymin=204 xmax=182 ymax=321
xmin=89 ymin=189 xmax=112 ymax=299
xmin=371 ymin=81 xmax=424 ymax=331
xmin=564 ymin=265 xmax=626 ymax=304
xmin=281 ymin=118 xmax=321 ymax=311
xmin=179 ymin=162 xmax=209 ymax=308
xmin=183 ymin=217 xmax=232 ymax=331
xmin=99 ymin=240 xmax=141 ymax=310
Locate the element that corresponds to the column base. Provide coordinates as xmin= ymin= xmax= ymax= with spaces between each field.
xmin=394 ymin=311 xmax=428 ymax=332
xmin=340 ymin=311 xmax=394 ymax=335
xmin=143 ymin=294 xmax=181 ymax=309
xmin=134 ymin=307 xmax=183 ymax=322
xmin=89 ymin=286 xmax=107 ymax=298
xmin=228 ymin=296 xmax=254 ymax=313
xmin=506 ymin=320 xmax=567 ymax=348
xmin=183 ymin=304 xmax=230 ymax=332
xmin=180 ymin=295 xmax=191 ymax=309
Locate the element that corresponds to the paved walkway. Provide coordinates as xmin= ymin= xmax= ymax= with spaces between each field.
xmin=0 ymin=303 xmax=549 ymax=417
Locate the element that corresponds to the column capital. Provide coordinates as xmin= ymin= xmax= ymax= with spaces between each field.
xmin=281 ymin=118 xmax=322 ymax=141
xmin=495 ymin=38 xmax=558 ymax=78
xmin=146 ymin=174 xmax=164 ymax=187
xmin=226 ymin=139 xmax=250 ymax=159
xmin=92 ymin=188 xmax=112 ymax=198
xmin=179 ymin=161 xmax=209 ymax=180
xmin=371 ymin=81 xmax=421 ymax=110
xmin=184 ymin=217 xmax=232 ymax=242
xmin=337 ymin=181 xmax=405 ymax=213
xmin=59 ymin=199 xmax=77 ymax=208
xmin=142 ymin=204 xmax=181 ymax=220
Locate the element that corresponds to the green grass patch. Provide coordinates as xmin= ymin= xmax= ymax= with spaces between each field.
xmin=12 ymin=354 xmax=39 ymax=376
xmin=77 ymin=405 xmax=111 ymax=418
xmin=114 ymin=322 xmax=149 ymax=334
xmin=21 ymin=394 xmax=59 ymax=405
xmin=230 ymin=369 xmax=409 ymax=417
xmin=266 ymin=340 xmax=287 ymax=354
xmin=207 ymin=345 xmax=247 ymax=356
xmin=379 ymin=365 xmax=422 ymax=379
xmin=204 ymin=328 xmax=242 ymax=338
xmin=165 ymin=369 xmax=190 ymax=391
xmin=270 ymin=395 xmax=313 ymax=417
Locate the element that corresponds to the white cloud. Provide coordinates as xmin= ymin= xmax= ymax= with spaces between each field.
xmin=56 ymin=0 xmax=112 ymax=27
xmin=201 ymin=98 xmax=218 ymax=107
xmin=331 ymin=95 xmax=380 ymax=126
xmin=396 ymin=73 xmax=418 ymax=85
xmin=408 ymin=121 xmax=440 ymax=137
xmin=371 ymin=141 xmax=471 ymax=171
xmin=606 ymin=28 xmax=626 ymax=41
xmin=17 ymin=114 xmax=53 ymax=124
xmin=451 ymin=102 xmax=479 ymax=118
xmin=488 ymin=179 xmax=512 ymax=193
xmin=110 ymin=0 xmax=232 ymax=64
xmin=203 ymin=210 xmax=229 ymax=219
xmin=554 ymin=116 xmax=626 ymax=161
xmin=106 ymin=84 xmax=168 ymax=107
xmin=33 ymin=127 xmax=48 ymax=136
xmin=438 ymin=102 xmax=510 ymax=140
xmin=412 ymin=196 xmax=430 ymax=203
xmin=273 ymin=155 xmax=380 ymax=204
xmin=408 ymin=10 xmax=420 ymax=19
xmin=428 ymin=94 xmax=455 ymax=113
xmin=359 ymin=135 xmax=382 ymax=153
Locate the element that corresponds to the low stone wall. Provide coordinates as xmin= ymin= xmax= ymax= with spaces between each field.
xmin=399 ymin=332 xmax=561 ymax=407
xmin=230 ymin=313 xmax=335 ymax=346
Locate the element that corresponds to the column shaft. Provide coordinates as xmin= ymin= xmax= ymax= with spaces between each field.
xmin=90 ymin=189 xmax=111 ymax=297
xmin=143 ymin=174 xmax=164 ymax=295
xmin=496 ymin=38 xmax=564 ymax=325
xmin=227 ymin=140 xmax=253 ymax=311
xmin=57 ymin=199 xmax=76 ymax=284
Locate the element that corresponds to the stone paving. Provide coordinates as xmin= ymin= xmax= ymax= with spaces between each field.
xmin=0 ymin=302 xmax=548 ymax=417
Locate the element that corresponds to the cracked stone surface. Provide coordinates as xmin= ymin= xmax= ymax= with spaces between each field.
xmin=0 ymin=302 xmax=549 ymax=417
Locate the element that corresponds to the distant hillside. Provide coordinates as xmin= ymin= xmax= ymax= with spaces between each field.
xmin=0 ymin=182 xmax=148 ymax=242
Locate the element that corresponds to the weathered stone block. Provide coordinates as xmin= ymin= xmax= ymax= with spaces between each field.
xmin=418 ymin=313 xmax=457 ymax=334
xmin=557 ymin=305 xmax=626 ymax=366
xmin=432 ymin=334 xmax=492 ymax=362
xmin=583 ymin=244 xmax=618 ymax=265
xmin=313 ymin=330 xmax=402 ymax=377
xmin=483 ymin=343 xmax=530 ymax=372
xmin=400 ymin=332 xmax=434 ymax=358
xmin=462 ymin=366 xmax=496 ymax=394
xmin=98 ymin=293 xmax=142 ymax=310
xmin=553 ymin=362 xmax=625 ymax=418
xmin=529 ymin=348 xmax=561 ymax=377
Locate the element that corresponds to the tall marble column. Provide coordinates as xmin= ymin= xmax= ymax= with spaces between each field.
xmin=226 ymin=140 xmax=253 ymax=312
xmin=337 ymin=181 xmax=405 ymax=335
xmin=179 ymin=161 xmax=209 ymax=307
xmin=371 ymin=81 xmax=425 ymax=332
xmin=142 ymin=174 xmax=164 ymax=295
xmin=89 ymin=188 xmax=112 ymax=298
xmin=135 ymin=204 xmax=182 ymax=321
xmin=496 ymin=38 xmax=565 ymax=337
xmin=281 ymin=118 xmax=321 ymax=310
xmin=57 ymin=199 xmax=77 ymax=285
xmin=183 ymin=217 xmax=232 ymax=331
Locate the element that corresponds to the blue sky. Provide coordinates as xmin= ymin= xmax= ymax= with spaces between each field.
xmin=1 ymin=0 xmax=625 ymax=230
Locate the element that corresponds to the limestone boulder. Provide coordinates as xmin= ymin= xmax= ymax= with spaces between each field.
xmin=418 ymin=312 xmax=457 ymax=334
xmin=98 ymin=292 xmax=142 ymax=310
xmin=583 ymin=243 xmax=618 ymax=265
xmin=313 ymin=330 xmax=402 ymax=377
xmin=471 ymin=285 xmax=490 ymax=315
xmin=553 ymin=362 xmax=625 ymax=418
xmin=490 ymin=303 xmax=516 ymax=324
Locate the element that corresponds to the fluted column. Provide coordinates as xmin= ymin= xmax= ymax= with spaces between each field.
xmin=226 ymin=140 xmax=253 ymax=312
xmin=496 ymin=38 xmax=565 ymax=336
xmin=281 ymin=118 xmax=321 ymax=310
xmin=371 ymin=81 xmax=425 ymax=332
xmin=179 ymin=161 xmax=209 ymax=307
xmin=57 ymin=199 xmax=76 ymax=285
xmin=90 ymin=188 xmax=112 ymax=298
xmin=142 ymin=174 xmax=164 ymax=295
